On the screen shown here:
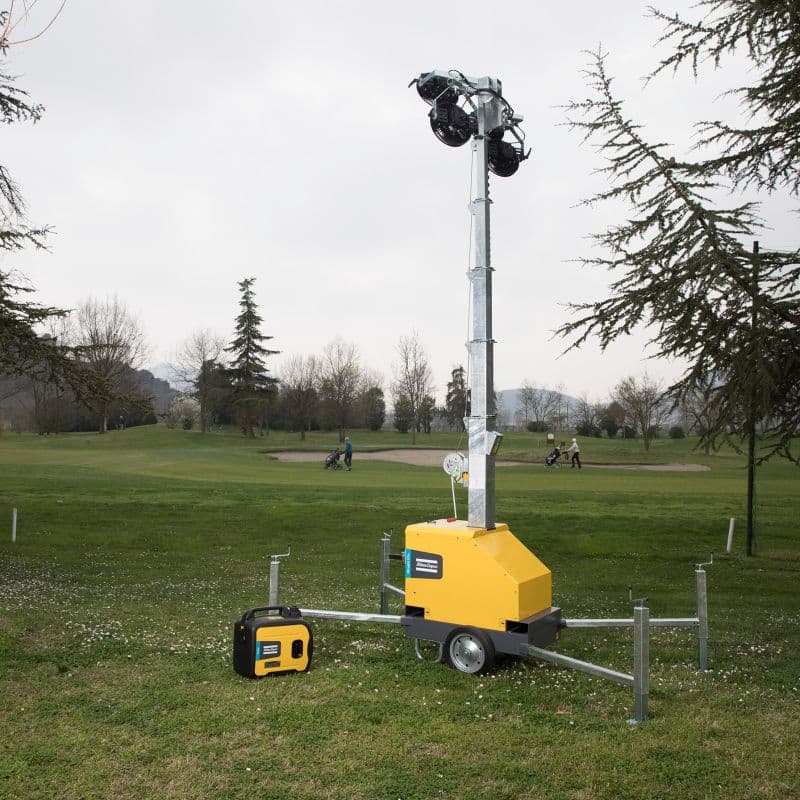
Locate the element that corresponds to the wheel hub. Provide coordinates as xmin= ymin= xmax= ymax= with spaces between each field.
xmin=450 ymin=634 xmax=485 ymax=673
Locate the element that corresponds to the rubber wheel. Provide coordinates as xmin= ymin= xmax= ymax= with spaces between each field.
xmin=445 ymin=627 xmax=496 ymax=675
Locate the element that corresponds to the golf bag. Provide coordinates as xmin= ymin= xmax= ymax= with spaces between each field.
xmin=325 ymin=448 xmax=341 ymax=469
xmin=544 ymin=446 xmax=561 ymax=467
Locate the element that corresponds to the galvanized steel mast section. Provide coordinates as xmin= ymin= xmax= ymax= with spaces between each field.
xmin=467 ymin=79 xmax=502 ymax=530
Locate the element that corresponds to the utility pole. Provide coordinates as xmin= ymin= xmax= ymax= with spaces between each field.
xmin=746 ymin=240 xmax=759 ymax=556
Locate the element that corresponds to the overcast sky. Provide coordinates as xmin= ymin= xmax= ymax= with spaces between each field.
xmin=4 ymin=1 xmax=796 ymax=403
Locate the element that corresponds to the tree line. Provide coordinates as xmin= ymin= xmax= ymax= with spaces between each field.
xmin=509 ymin=374 xmax=703 ymax=450
xmin=0 ymin=267 xmax=777 ymax=450
xmin=168 ymin=302 xmax=388 ymax=441
xmin=167 ymin=297 xmax=462 ymax=442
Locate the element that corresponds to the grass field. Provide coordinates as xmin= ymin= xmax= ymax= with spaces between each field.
xmin=1 ymin=426 xmax=798 ymax=800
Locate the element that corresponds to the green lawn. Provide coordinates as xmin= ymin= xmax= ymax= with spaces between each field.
xmin=0 ymin=426 xmax=798 ymax=800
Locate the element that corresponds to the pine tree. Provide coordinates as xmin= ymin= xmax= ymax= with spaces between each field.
xmin=361 ymin=385 xmax=386 ymax=432
xmin=445 ymin=365 xmax=468 ymax=432
xmin=1 ymin=15 xmax=62 ymax=377
xmin=558 ymin=2 xmax=799 ymax=464
xmin=392 ymin=393 xmax=413 ymax=435
xmin=225 ymin=277 xmax=278 ymax=437
xmin=649 ymin=1 xmax=800 ymax=196
xmin=1 ymin=16 xmax=98 ymax=406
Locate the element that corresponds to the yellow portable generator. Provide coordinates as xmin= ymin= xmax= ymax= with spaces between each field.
xmin=233 ymin=606 xmax=313 ymax=678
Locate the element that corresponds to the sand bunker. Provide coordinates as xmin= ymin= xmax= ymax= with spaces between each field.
xmin=272 ymin=449 xmax=521 ymax=467
xmin=270 ymin=449 xmax=709 ymax=471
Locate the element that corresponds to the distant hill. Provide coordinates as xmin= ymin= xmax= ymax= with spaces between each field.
xmin=148 ymin=362 xmax=197 ymax=397
xmin=148 ymin=362 xmax=177 ymax=385
xmin=136 ymin=368 xmax=178 ymax=414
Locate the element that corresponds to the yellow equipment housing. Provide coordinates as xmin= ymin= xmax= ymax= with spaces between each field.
xmin=404 ymin=519 xmax=553 ymax=632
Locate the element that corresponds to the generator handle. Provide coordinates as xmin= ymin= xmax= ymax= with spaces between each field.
xmin=241 ymin=605 xmax=297 ymax=621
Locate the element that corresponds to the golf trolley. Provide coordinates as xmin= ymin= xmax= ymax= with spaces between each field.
xmin=544 ymin=445 xmax=562 ymax=467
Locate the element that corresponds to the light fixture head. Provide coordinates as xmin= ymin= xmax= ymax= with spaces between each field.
xmin=412 ymin=70 xmax=530 ymax=173
xmin=430 ymin=100 xmax=473 ymax=147
xmin=416 ymin=72 xmax=458 ymax=106
xmin=488 ymin=138 xmax=522 ymax=177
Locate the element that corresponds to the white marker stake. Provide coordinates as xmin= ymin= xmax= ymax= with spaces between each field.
xmin=12 ymin=508 xmax=17 ymax=543
xmin=726 ymin=517 xmax=735 ymax=553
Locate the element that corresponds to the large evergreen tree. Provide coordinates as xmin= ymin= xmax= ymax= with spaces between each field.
xmin=392 ymin=392 xmax=413 ymax=435
xmin=559 ymin=2 xmax=799 ymax=464
xmin=1 ymin=14 xmax=63 ymax=378
xmin=225 ymin=277 xmax=278 ymax=437
xmin=0 ymin=14 xmax=99 ymax=409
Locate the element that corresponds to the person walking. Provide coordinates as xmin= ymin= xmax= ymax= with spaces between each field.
xmin=343 ymin=437 xmax=353 ymax=471
xmin=565 ymin=437 xmax=581 ymax=469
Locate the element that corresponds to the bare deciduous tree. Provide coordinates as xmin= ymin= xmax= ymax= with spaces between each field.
xmin=318 ymin=338 xmax=362 ymax=443
xmin=517 ymin=380 xmax=566 ymax=432
xmin=279 ymin=355 xmax=319 ymax=440
xmin=678 ymin=373 xmax=726 ymax=456
xmin=547 ymin=383 xmax=570 ymax=432
xmin=613 ymin=374 xmax=668 ymax=451
xmin=572 ymin=393 xmax=602 ymax=437
xmin=171 ymin=329 xmax=226 ymax=433
xmin=360 ymin=367 xmax=384 ymax=397
xmin=72 ymin=297 xmax=149 ymax=433
xmin=517 ymin=380 xmax=537 ymax=428
xmin=392 ymin=331 xmax=433 ymax=445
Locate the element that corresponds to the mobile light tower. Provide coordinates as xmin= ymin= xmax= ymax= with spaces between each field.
xmin=249 ymin=73 xmax=704 ymax=710
xmin=400 ymin=71 xmax=560 ymax=673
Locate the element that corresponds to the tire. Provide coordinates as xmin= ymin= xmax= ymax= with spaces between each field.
xmin=445 ymin=627 xmax=496 ymax=675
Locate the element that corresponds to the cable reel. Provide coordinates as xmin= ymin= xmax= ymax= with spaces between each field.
xmin=442 ymin=452 xmax=469 ymax=486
